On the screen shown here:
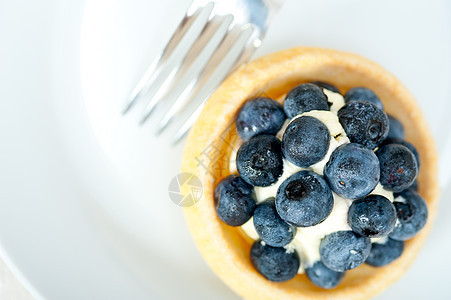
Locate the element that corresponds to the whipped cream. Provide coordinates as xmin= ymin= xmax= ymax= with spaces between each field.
xmin=236 ymin=88 xmax=394 ymax=273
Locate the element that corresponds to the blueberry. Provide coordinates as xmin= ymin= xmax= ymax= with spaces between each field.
xmin=281 ymin=116 xmax=330 ymax=168
xmin=236 ymin=135 xmax=284 ymax=186
xmin=410 ymin=179 xmax=419 ymax=191
xmin=348 ymin=195 xmax=397 ymax=238
xmin=344 ymin=87 xmax=384 ymax=110
xmin=250 ymin=241 xmax=300 ymax=282
xmin=386 ymin=115 xmax=405 ymax=140
xmin=376 ymin=144 xmax=418 ymax=192
xmin=253 ymin=198 xmax=296 ymax=247
xmin=382 ymin=138 xmax=420 ymax=169
xmin=235 ymin=97 xmax=286 ymax=141
xmin=324 ymin=143 xmax=380 ymax=200
xmin=214 ymin=175 xmax=256 ymax=226
xmin=389 ymin=189 xmax=428 ymax=241
xmin=338 ymin=101 xmax=389 ymax=149
xmin=275 ymin=170 xmax=333 ymax=227
xmin=283 ymin=83 xmax=329 ymax=118
xmin=365 ymin=238 xmax=404 ymax=267
xmin=320 ymin=231 xmax=371 ymax=272
xmin=310 ymin=81 xmax=341 ymax=94
xmin=305 ymin=261 xmax=345 ymax=289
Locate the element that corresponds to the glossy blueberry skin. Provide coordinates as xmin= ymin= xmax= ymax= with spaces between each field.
xmin=283 ymin=83 xmax=329 ymax=118
xmin=376 ymin=144 xmax=418 ymax=193
xmin=344 ymin=87 xmax=384 ymax=110
xmin=324 ymin=143 xmax=380 ymax=200
xmin=214 ymin=175 xmax=256 ymax=226
xmin=365 ymin=238 xmax=404 ymax=267
xmin=389 ymin=189 xmax=428 ymax=241
xmin=281 ymin=116 xmax=330 ymax=168
xmin=310 ymin=81 xmax=341 ymax=94
xmin=386 ymin=115 xmax=405 ymax=140
xmin=250 ymin=241 xmax=300 ymax=282
xmin=236 ymin=135 xmax=284 ymax=187
xmin=275 ymin=170 xmax=333 ymax=227
xmin=320 ymin=231 xmax=372 ymax=272
xmin=348 ymin=195 xmax=397 ymax=238
xmin=305 ymin=261 xmax=345 ymax=289
xmin=235 ymin=97 xmax=286 ymax=142
xmin=338 ymin=101 xmax=389 ymax=149
xmin=253 ymin=198 xmax=296 ymax=247
xmin=383 ymin=138 xmax=420 ymax=169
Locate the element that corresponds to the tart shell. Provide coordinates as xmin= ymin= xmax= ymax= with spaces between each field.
xmin=181 ymin=47 xmax=439 ymax=299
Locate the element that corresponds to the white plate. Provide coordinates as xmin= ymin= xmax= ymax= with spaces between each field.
xmin=1 ymin=0 xmax=451 ymax=299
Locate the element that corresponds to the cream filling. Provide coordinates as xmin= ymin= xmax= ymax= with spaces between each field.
xmin=235 ymin=88 xmax=394 ymax=273
xmin=324 ymin=89 xmax=346 ymax=113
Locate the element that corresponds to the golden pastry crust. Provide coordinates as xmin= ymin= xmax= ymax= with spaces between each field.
xmin=181 ymin=47 xmax=439 ymax=299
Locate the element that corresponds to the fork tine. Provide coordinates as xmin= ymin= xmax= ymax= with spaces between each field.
xmin=122 ymin=2 xmax=214 ymax=114
xmin=171 ymin=30 xmax=260 ymax=144
xmin=156 ymin=25 xmax=254 ymax=134
xmin=139 ymin=13 xmax=234 ymax=124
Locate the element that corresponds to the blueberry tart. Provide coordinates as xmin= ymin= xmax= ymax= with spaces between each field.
xmin=181 ymin=48 xmax=439 ymax=299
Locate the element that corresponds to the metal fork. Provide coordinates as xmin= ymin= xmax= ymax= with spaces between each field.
xmin=123 ymin=0 xmax=285 ymax=144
